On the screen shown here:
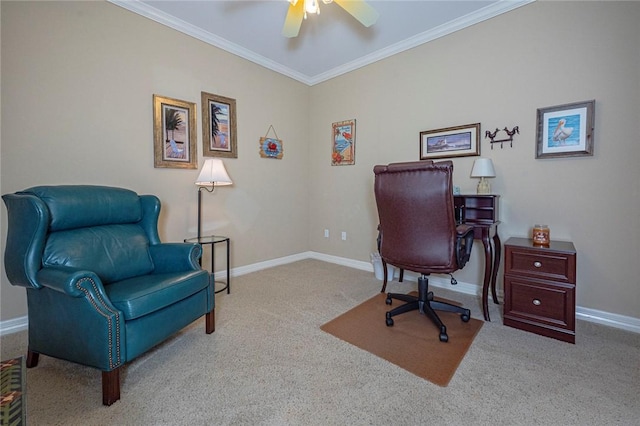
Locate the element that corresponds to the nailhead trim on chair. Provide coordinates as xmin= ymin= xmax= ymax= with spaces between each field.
xmin=75 ymin=278 xmax=122 ymax=369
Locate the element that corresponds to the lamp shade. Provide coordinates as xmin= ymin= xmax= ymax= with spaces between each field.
xmin=470 ymin=158 xmax=496 ymax=178
xmin=195 ymin=159 xmax=232 ymax=187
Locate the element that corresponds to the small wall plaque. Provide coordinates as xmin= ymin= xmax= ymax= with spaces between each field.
xmin=259 ymin=125 xmax=283 ymax=159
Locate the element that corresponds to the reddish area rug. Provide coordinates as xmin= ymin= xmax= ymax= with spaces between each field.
xmin=321 ymin=292 xmax=483 ymax=386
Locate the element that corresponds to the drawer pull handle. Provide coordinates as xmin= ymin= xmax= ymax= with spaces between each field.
xmin=534 ymin=261 xmax=542 ymax=268
xmin=532 ymin=299 xmax=541 ymax=306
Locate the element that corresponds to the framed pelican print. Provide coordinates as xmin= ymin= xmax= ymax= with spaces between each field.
xmin=536 ymin=100 xmax=595 ymax=159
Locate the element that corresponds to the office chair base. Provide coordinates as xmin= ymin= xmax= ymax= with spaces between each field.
xmin=385 ymin=275 xmax=470 ymax=342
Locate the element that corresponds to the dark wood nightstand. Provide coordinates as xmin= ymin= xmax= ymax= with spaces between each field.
xmin=503 ymin=237 xmax=577 ymax=343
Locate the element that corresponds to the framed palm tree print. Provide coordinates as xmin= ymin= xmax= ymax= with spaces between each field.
xmin=153 ymin=94 xmax=197 ymax=169
xmin=202 ymin=92 xmax=237 ymax=158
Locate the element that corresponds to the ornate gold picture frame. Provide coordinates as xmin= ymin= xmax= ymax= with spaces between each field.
xmin=202 ymin=92 xmax=237 ymax=158
xmin=153 ymin=94 xmax=197 ymax=169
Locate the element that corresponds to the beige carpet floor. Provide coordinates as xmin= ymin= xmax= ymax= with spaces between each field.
xmin=1 ymin=259 xmax=639 ymax=425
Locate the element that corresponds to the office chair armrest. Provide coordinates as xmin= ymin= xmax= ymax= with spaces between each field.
xmin=455 ymin=224 xmax=474 ymax=269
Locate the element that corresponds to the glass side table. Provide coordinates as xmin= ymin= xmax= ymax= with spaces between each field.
xmin=184 ymin=235 xmax=230 ymax=294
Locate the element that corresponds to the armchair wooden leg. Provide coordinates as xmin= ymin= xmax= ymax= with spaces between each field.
xmin=102 ymin=368 xmax=121 ymax=406
xmin=26 ymin=350 xmax=39 ymax=368
xmin=206 ymin=309 xmax=215 ymax=334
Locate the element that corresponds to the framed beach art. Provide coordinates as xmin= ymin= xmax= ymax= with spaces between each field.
xmin=332 ymin=119 xmax=356 ymax=165
xmin=202 ymin=91 xmax=237 ymax=158
xmin=420 ymin=123 xmax=480 ymax=160
xmin=153 ymin=94 xmax=197 ymax=169
xmin=536 ymin=100 xmax=595 ymax=159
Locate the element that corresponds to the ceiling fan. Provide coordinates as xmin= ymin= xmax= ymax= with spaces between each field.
xmin=282 ymin=0 xmax=380 ymax=38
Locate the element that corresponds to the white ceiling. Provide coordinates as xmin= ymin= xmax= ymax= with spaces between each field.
xmin=109 ymin=0 xmax=532 ymax=86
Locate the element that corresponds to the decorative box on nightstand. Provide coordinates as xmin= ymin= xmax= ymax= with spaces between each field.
xmin=503 ymin=237 xmax=577 ymax=343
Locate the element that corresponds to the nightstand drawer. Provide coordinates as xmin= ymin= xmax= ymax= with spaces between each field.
xmin=504 ymin=276 xmax=575 ymax=329
xmin=503 ymin=237 xmax=577 ymax=343
xmin=505 ymin=247 xmax=576 ymax=283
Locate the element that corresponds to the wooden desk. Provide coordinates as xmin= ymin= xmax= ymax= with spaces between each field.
xmin=454 ymin=195 xmax=501 ymax=321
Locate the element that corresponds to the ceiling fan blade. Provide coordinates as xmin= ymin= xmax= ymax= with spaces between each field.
xmin=334 ymin=0 xmax=379 ymax=27
xmin=282 ymin=1 xmax=304 ymax=38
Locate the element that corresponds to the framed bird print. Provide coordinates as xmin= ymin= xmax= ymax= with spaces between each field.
xmin=536 ymin=100 xmax=595 ymax=159
xmin=332 ymin=119 xmax=355 ymax=165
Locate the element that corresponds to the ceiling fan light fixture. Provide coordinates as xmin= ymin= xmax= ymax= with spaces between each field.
xmin=304 ymin=0 xmax=320 ymax=16
xmin=283 ymin=0 xmax=378 ymax=38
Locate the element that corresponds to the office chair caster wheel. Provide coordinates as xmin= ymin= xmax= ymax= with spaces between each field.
xmin=461 ymin=312 xmax=470 ymax=322
xmin=385 ymin=313 xmax=394 ymax=327
xmin=385 ymin=296 xmax=392 ymax=305
xmin=439 ymin=325 xmax=448 ymax=342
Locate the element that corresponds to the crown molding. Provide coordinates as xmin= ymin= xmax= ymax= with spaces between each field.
xmin=108 ymin=0 xmax=312 ymax=84
xmin=308 ymin=0 xmax=535 ymax=85
xmin=109 ymin=0 xmax=534 ymax=86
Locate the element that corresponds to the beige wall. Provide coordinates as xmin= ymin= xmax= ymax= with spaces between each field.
xmin=0 ymin=1 xmax=310 ymax=320
xmin=2 ymin=1 xmax=639 ymax=322
xmin=307 ymin=1 xmax=640 ymax=318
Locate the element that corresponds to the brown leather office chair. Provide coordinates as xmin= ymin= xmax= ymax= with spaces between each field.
xmin=373 ymin=160 xmax=474 ymax=342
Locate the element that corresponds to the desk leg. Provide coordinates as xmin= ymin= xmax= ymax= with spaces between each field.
xmin=226 ymin=238 xmax=230 ymax=294
xmin=491 ymin=232 xmax=501 ymax=304
xmin=481 ymin=232 xmax=493 ymax=322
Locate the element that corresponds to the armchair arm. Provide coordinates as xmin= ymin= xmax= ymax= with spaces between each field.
xmin=149 ymin=243 xmax=202 ymax=273
xmin=33 ymin=266 xmax=125 ymax=370
xmin=36 ymin=266 xmax=104 ymax=297
xmin=455 ymin=224 xmax=474 ymax=269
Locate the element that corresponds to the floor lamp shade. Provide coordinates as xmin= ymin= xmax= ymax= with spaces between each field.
xmin=195 ymin=159 xmax=233 ymax=187
xmin=195 ymin=159 xmax=232 ymax=238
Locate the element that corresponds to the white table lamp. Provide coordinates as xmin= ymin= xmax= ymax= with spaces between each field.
xmin=470 ymin=158 xmax=495 ymax=194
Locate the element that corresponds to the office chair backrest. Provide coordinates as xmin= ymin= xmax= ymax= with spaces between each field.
xmin=374 ymin=160 xmax=457 ymax=275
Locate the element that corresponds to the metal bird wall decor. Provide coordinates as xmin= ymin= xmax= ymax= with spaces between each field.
xmin=485 ymin=126 xmax=519 ymax=149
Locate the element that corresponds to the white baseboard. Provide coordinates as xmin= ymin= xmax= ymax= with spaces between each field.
xmin=2 ymin=251 xmax=639 ymax=336
xmin=575 ymin=306 xmax=640 ymax=334
xmin=0 ymin=316 xmax=28 ymax=336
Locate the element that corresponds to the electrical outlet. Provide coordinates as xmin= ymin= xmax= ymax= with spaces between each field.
xmin=341 ymin=231 xmax=347 ymax=241
xmin=324 ymin=229 xmax=329 ymax=238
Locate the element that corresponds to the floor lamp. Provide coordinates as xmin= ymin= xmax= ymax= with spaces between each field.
xmin=195 ymin=158 xmax=232 ymax=239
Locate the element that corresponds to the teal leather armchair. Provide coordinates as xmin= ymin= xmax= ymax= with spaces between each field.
xmin=2 ymin=185 xmax=214 ymax=405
